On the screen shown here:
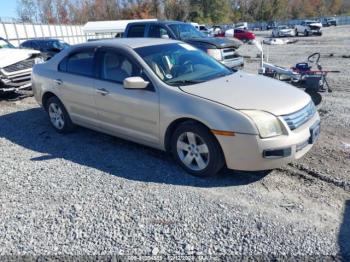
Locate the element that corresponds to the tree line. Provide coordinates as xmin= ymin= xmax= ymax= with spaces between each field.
xmin=17 ymin=0 xmax=350 ymax=25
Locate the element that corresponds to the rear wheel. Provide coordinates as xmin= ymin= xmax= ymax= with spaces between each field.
xmin=171 ymin=122 xmax=225 ymax=177
xmin=46 ymin=96 xmax=75 ymax=133
xmin=295 ymin=30 xmax=299 ymax=36
xmin=304 ymin=29 xmax=309 ymax=36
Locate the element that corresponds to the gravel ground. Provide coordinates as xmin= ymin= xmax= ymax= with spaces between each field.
xmin=0 ymin=26 xmax=349 ymax=259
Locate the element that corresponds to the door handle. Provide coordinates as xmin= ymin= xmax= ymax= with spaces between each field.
xmin=54 ymin=79 xmax=63 ymax=85
xmin=96 ymin=88 xmax=109 ymax=96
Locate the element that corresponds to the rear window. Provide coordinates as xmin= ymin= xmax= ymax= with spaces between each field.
xmin=127 ymin=25 xmax=145 ymax=37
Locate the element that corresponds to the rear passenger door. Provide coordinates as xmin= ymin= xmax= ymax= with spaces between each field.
xmin=93 ymin=47 xmax=160 ymax=146
xmin=56 ymin=47 xmax=99 ymax=127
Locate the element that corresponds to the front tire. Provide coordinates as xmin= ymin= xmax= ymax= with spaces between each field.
xmin=171 ymin=122 xmax=225 ymax=177
xmin=46 ymin=96 xmax=75 ymax=133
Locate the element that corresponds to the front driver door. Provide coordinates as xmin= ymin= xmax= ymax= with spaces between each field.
xmin=93 ymin=47 xmax=160 ymax=147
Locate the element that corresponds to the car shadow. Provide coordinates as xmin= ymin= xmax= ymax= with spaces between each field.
xmin=0 ymin=107 xmax=269 ymax=188
xmin=339 ymin=200 xmax=350 ymax=260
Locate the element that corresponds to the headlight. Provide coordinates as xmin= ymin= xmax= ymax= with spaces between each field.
xmin=34 ymin=57 xmax=44 ymax=64
xmin=207 ymin=49 xmax=222 ymax=61
xmin=241 ymin=110 xmax=283 ymax=138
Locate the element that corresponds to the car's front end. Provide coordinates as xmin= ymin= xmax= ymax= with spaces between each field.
xmin=178 ymin=70 xmax=320 ymax=172
xmin=279 ymin=28 xmax=296 ymax=37
xmin=216 ymin=101 xmax=320 ymax=171
xmin=0 ymin=39 xmax=43 ymax=93
xmin=308 ymin=22 xmax=323 ymax=35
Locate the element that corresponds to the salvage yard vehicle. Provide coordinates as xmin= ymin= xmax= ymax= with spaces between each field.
xmin=321 ymin=17 xmax=337 ymax=27
xmin=225 ymin=28 xmax=256 ymax=43
xmin=20 ymin=38 xmax=70 ymax=60
xmin=124 ymin=21 xmax=244 ymax=69
xmin=0 ymin=37 xmax=43 ymax=94
xmin=272 ymin=25 xmax=296 ymax=37
xmin=32 ymin=39 xmax=320 ymax=177
xmin=295 ymin=20 xmax=322 ymax=36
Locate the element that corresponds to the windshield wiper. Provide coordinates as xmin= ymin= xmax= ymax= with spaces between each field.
xmin=167 ymin=79 xmax=203 ymax=86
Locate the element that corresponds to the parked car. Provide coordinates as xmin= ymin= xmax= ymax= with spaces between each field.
xmin=124 ymin=21 xmax=244 ymax=69
xmin=20 ymin=38 xmax=70 ymax=60
xmin=235 ymin=22 xmax=248 ymax=30
xmin=225 ymin=28 xmax=256 ymax=42
xmin=295 ymin=20 xmax=322 ymax=36
xmin=272 ymin=25 xmax=296 ymax=37
xmin=321 ymin=17 xmax=337 ymax=27
xmin=0 ymin=37 xmax=43 ymax=94
xmin=32 ymin=39 xmax=320 ymax=176
xmin=267 ymin=21 xmax=277 ymax=30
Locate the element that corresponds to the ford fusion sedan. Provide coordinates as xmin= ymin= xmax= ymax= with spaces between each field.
xmin=31 ymin=39 xmax=320 ymax=177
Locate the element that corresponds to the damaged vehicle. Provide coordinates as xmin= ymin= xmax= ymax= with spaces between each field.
xmin=295 ymin=20 xmax=322 ymax=36
xmin=124 ymin=21 xmax=244 ymax=69
xmin=0 ymin=37 xmax=43 ymax=94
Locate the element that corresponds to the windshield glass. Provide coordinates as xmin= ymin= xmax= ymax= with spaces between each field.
xmin=0 ymin=39 xmax=15 ymax=49
xmin=169 ymin=24 xmax=205 ymax=39
xmin=135 ymin=43 xmax=233 ymax=86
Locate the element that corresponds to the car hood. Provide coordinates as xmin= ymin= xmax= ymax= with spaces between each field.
xmin=0 ymin=48 xmax=40 ymax=68
xmin=309 ymin=22 xmax=322 ymax=28
xmin=180 ymin=71 xmax=311 ymax=116
xmin=280 ymin=28 xmax=293 ymax=32
xmin=185 ymin=37 xmax=242 ymax=49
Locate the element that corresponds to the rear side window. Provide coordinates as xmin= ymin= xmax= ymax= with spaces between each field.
xmin=127 ymin=25 xmax=145 ymax=37
xmin=59 ymin=50 xmax=95 ymax=77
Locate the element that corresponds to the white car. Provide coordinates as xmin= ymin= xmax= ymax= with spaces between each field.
xmin=272 ymin=26 xmax=296 ymax=37
xmin=295 ymin=20 xmax=322 ymax=36
xmin=0 ymin=37 xmax=42 ymax=93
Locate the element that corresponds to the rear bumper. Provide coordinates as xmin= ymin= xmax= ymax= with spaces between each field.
xmin=216 ymin=113 xmax=320 ymax=171
xmin=221 ymin=56 xmax=244 ymax=69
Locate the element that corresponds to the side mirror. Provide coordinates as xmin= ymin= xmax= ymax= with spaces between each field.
xmin=123 ymin=76 xmax=149 ymax=89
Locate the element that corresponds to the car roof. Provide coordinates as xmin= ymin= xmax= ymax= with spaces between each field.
xmin=75 ymin=38 xmax=181 ymax=49
xmin=23 ymin=38 xmax=60 ymax=43
xmin=128 ymin=20 xmax=186 ymax=26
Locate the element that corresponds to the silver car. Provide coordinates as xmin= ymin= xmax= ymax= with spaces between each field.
xmin=32 ymin=38 xmax=320 ymax=177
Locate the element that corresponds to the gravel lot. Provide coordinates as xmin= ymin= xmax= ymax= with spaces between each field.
xmin=0 ymin=25 xmax=349 ymax=259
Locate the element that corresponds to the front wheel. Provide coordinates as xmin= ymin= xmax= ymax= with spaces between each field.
xmin=304 ymin=29 xmax=309 ymax=36
xmin=46 ymin=96 xmax=75 ymax=133
xmin=171 ymin=122 xmax=225 ymax=177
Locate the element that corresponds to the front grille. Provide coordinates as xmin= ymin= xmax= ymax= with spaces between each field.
xmin=282 ymin=102 xmax=316 ymax=130
xmin=3 ymin=58 xmax=35 ymax=73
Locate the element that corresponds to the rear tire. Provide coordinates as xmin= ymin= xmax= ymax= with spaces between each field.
xmin=304 ymin=29 xmax=309 ymax=36
xmin=46 ymin=96 xmax=75 ymax=133
xmin=171 ymin=122 xmax=225 ymax=177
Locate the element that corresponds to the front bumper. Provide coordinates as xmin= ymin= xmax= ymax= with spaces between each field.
xmin=216 ymin=113 xmax=320 ymax=171
xmin=0 ymin=68 xmax=32 ymax=92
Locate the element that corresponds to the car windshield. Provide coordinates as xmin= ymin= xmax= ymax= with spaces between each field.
xmin=135 ymin=43 xmax=234 ymax=86
xmin=0 ymin=39 xmax=15 ymax=49
xmin=169 ymin=24 xmax=205 ymax=39
xmin=40 ymin=40 xmax=69 ymax=50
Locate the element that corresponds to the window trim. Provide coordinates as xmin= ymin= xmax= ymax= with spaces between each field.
xmin=57 ymin=47 xmax=98 ymax=79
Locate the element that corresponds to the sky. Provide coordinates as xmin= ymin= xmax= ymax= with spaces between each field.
xmin=0 ymin=1 xmax=18 ymax=19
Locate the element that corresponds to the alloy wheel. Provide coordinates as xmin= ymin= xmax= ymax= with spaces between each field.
xmin=48 ymin=103 xmax=65 ymax=130
xmin=176 ymin=132 xmax=210 ymax=171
